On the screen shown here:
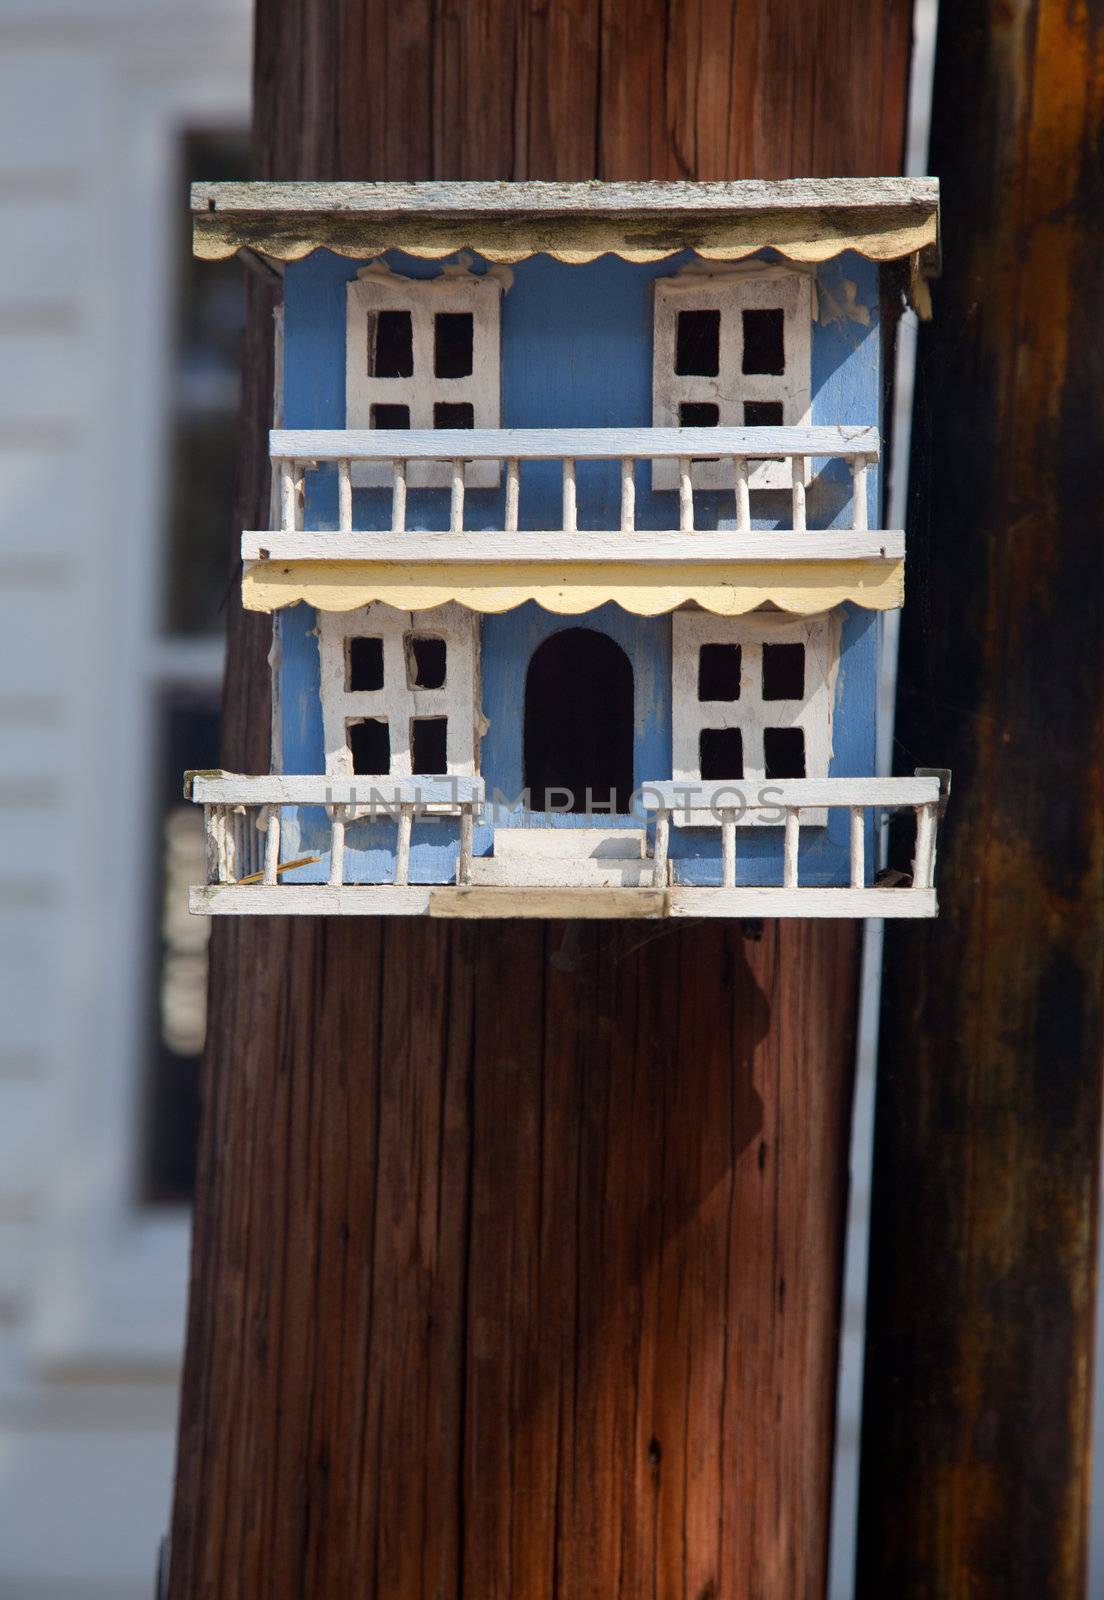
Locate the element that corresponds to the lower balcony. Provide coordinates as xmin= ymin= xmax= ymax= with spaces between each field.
xmin=185 ymin=773 xmax=943 ymax=920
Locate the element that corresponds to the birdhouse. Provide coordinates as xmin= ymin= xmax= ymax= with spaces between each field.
xmin=185 ymin=178 xmax=945 ymax=920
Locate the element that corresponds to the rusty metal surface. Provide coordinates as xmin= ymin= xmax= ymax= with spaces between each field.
xmin=859 ymin=1 xmax=1104 ymax=1594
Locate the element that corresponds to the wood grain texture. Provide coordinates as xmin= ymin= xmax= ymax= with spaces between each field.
xmin=858 ymin=1 xmax=1104 ymax=1595
xmin=168 ymin=2 xmax=914 ymax=1596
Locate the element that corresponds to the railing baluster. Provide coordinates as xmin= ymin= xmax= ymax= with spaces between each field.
xmin=391 ymin=458 xmax=407 ymax=534
xmin=458 ymin=804 xmax=474 ymax=886
xmin=263 ymin=805 xmax=281 ymax=886
xmin=620 ymin=457 xmax=635 ymax=533
xmin=395 ymin=803 xmax=413 ymax=886
xmin=783 ymin=808 xmax=800 ymax=888
xmin=852 ymin=455 xmax=869 ymax=532
xmin=562 ymin=457 xmax=577 ymax=532
xmin=791 ymin=457 xmax=807 ymax=532
xmin=849 ymin=805 xmax=864 ymax=889
xmin=294 ymin=462 xmax=306 ymax=531
xmin=328 ymin=809 xmax=346 ymax=887
xmin=505 ymin=457 xmax=520 ymax=532
xmin=450 ymin=459 xmax=465 ymax=534
xmin=679 ymin=456 xmax=693 ymax=532
xmin=279 ymin=459 xmax=295 ymax=533
xmin=733 ymin=456 xmax=750 ymax=533
xmin=721 ymin=808 xmax=737 ymax=888
xmin=337 ymin=458 xmax=352 ymax=532
xmin=912 ymin=802 xmax=936 ymax=889
xmin=652 ymin=806 xmax=670 ymax=889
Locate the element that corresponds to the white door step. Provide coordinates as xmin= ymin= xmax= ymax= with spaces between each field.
xmin=492 ymin=828 xmax=646 ymax=861
xmin=467 ymin=856 xmax=658 ymax=888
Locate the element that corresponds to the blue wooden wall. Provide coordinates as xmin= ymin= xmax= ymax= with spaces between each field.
xmin=275 ymin=248 xmax=883 ymax=887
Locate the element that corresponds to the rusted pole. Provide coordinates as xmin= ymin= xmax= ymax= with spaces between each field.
xmin=858 ymin=2 xmax=1104 ymax=1594
xmin=168 ymin=5 xmax=914 ymax=1597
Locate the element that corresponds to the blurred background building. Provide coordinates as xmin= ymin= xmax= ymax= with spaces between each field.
xmin=0 ymin=0 xmax=248 ymax=1593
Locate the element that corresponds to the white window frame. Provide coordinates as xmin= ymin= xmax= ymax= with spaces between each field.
xmin=346 ymin=266 xmax=503 ymax=490
xmin=652 ymin=265 xmax=814 ymax=492
xmin=671 ymin=609 xmax=838 ymax=826
xmin=318 ymin=602 xmax=480 ymax=779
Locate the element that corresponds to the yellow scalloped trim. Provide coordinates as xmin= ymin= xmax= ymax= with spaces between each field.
xmin=241 ymin=558 xmax=904 ymax=616
xmin=195 ymin=213 xmax=937 ymax=269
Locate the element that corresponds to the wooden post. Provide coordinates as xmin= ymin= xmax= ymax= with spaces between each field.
xmin=167 ymin=5 xmax=914 ymax=1597
xmin=858 ymin=1 xmax=1104 ymax=1594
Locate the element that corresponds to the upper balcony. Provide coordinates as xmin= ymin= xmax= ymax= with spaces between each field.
xmin=240 ymin=424 xmax=904 ymax=616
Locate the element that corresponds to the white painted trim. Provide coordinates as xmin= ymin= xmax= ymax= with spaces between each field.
xmin=315 ymin=601 xmax=480 ymax=779
xmin=272 ymin=423 xmax=878 ymax=462
xmin=345 ymin=266 xmax=503 ymax=490
xmin=190 ymin=883 xmax=938 ymax=919
xmin=670 ymin=611 xmax=837 ymax=825
xmin=639 ymin=776 xmax=939 ymax=809
xmin=652 ymin=269 xmax=814 ymax=490
xmin=243 ymin=530 xmax=905 ymax=563
xmin=188 ymin=773 xmax=485 ymax=804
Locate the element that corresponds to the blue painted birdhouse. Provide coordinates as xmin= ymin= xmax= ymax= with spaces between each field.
xmin=186 ymin=178 xmax=945 ymax=921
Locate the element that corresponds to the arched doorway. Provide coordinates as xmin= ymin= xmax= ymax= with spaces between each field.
xmin=523 ymin=628 xmax=634 ymax=815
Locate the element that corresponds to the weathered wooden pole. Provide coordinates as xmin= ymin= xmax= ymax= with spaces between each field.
xmin=858 ymin=2 xmax=1104 ymax=1594
xmin=168 ymin=5 xmax=914 ymax=1596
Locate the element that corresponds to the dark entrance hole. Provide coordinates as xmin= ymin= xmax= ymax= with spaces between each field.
xmin=524 ymin=628 xmax=634 ymax=815
xmin=675 ymin=308 xmax=721 ymax=375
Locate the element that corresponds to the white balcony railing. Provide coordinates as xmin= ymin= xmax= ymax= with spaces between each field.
xmin=186 ymin=772 xmax=942 ymax=919
xmin=241 ymin=425 xmax=903 ymax=565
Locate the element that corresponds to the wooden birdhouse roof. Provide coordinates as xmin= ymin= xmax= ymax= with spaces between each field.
xmin=192 ymin=177 xmax=940 ymax=302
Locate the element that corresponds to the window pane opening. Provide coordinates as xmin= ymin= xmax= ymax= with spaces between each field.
xmin=742 ymin=308 xmax=785 ymax=375
xmin=349 ymin=717 xmax=391 ymax=775
xmin=347 ymin=635 xmax=384 ymax=692
xmin=434 ymin=401 xmax=475 ymax=429
xmin=370 ymin=309 xmax=414 ymax=377
xmin=762 ymin=642 xmax=805 ymax=701
xmin=434 ymin=312 xmax=474 ymax=378
xmin=764 ymin=726 xmax=806 ymax=779
xmin=698 ymin=643 xmax=742 ymax=701
xmin=679 ymin=401 xmax=720 ymax=428
xmin=700 ymin=727 xmax=744 ymax=780
xmin=411 ymin=716 xmax=448 ymax=774
xmin=406 ymin=635 xmax=447 ymax=689
xmin=371 ymin=402 xmax=410 ymax=430
xmin=675 ymin=308 xmax=721 ymax=376
xmin=743 ymin=400 xmax=784 ymax=427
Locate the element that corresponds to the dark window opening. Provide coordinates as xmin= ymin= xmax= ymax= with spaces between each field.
xmin=371 ymin=402 xmax=410 ymax=430
xmin=762 ymin=642 xmax=805 ymax=701
xmin=164 ymin=127 xmax=249 ymax=636
xmin=348 ymin=718 xmax=391 ymax=775
xmin=679 ymin=401 xmax=720 ymax=428
xmin=742 ymin=308 xmax=785 ymax=375
xmin=700 ymin=727 xmax=744 ymax=781
xmin=698 ymin=643 xmax=742 ymax=701
xmin=434 ymin=312 xmax=474 ymax=378
xmin=406 ymin=635 xmax=447 ymax=689
xmin=675 ymin=308 xmax=721 ymax=375
xmin=434 ymin=401 xmax=475 ymax=429
xmin=744 ymin=400 xmax=784 ymax=427
xmin=370 ymin=309 xmax=414 ymax=377
xmin=347 ymin=635 xmax=384 ymax=692
xmin=411 ymin=717 xmax=448 ymax=774
xmin=524 ymin=628 xmax=634 ymax=814
xmin=764 ymin=726 xmax=806 ymax=779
